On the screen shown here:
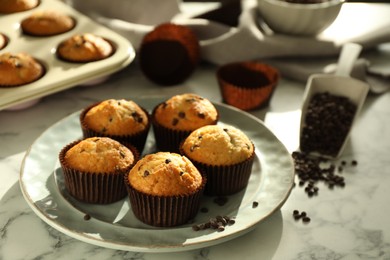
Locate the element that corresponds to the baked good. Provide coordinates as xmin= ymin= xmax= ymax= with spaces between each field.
xmin=152 ymin=93 xmax=218 ymax=152
xmin=21 ymin=10 xmax=75 ymax=36
xmin=59 ymin=137 xmax=139 ymax=204
xmin=180 ymin=125 xmax=255 ymax=195
xmin=57 ymin=33 xmax=114 ymax=63
xmin=216 ymin=61 xmax=279 ymax=111
xmin=139 ymin=23 xmax=200 ymax=86
xmin=0 ymin=33 xmax=8 ymax=50
xmin=125 ymin=152 xmax=206 ymax=227
xmin=0 ymin=52 xmax=44 ymax=87
xmin=0 ymin=0 xmax=39 ymax=14
xmin=80 ymin=99 xmax=150 ymax=153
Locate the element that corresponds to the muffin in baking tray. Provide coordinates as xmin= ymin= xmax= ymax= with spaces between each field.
xmin=0 ymin=52 xmax=45 ymax=87
xmin=0 ymin=0 xmax=39 ymax=14
xmin=80 ymin=99 xmax=150 ymax=153
xmin=21 ymin=10 xmax=76 ymax=36
xmin=180 ymin=125 xmax=255 ymax=196
xmin=56 ymin=33 xmax=114 ymax=62
xmin=151 ymin=93 xmax=219 ymax=153
xmin=125 ymin=152 xmax=206 ymax=227
xmin=59 ymin=137 xmax=139 ymax=204
xmin=0 ymin=33 xmax=8 ymax=50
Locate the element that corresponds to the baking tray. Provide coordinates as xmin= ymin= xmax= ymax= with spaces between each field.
xmin=0 ymin=0 xmax=136 ymax=110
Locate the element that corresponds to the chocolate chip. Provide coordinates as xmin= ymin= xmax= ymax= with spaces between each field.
xmin=178 ymin=111 xmax=185 ymax=118
xmin=213 ymin=196 xmax=228 ymax=206
xmin=302 ymin=217 xmax=311 ymax=223
xmin=143 ymin=170 xmax=150 ymax=177
xmin=84 ymin=214 xmax=91 ymax=221
xmin=351 ymin=160 xmax=358 ymax=166
xmin=252 ymin=201 xmax=259 ymax=208
xmin=180 ymin=171 xmax=184 ymax=176
xmin=165 ymin=159 xmax=171 ymax=164
xmin=119 ymin=151 xmax=125 ymax=158
xmin=198 ymin=112 xmax=205 ymax=119
xmin=172 ymin=118 xmax=179 ymax=126
xmin=200 ymin=207 xmax=209 ymax=213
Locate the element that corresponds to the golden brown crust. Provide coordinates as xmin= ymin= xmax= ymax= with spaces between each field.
xmin=83 ymin=99 xmax=149 ymax=136
xmin=64 ymin=137 xmax=135 ymax=174
xmin=128 ymin=152 xmax=203 ymax=196
xmin=0 ymin=0 xmax=39 ymax=14
xmin=153 ymin=93 xmax=218 ymax=131
xmin=181 ymin=125 xmax=254 ymax=165
xmin=57 ymin=33 xmax=113 ymax=62
xmin=0 ymin=52 xmax=44 ymax=86
xmin=21 ymin=10 xmax=75 ymax=36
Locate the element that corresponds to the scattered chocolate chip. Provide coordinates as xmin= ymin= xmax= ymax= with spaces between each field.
xmin=213 ymin=196 xmax=228 ymax=206
xmin=178 ymin=111 xmax=185 ymax=118
xmin=84 ymin=214 xmax=91 ymax=221
xmin=165 ymin=159 xmax=171 ymax=164
xmin=192 ymin=215 xmax=235 ymax=232
xmin=252 ymin=201 xmax=259 ymax=208
xmin=180 ymin=171 xmax=184 ymax=176
xmin=351 ymin=160 xmax=358 ymax=166
xmin=302 ymin=217 xmax=311 ymax=223
xmin=143 ymin=170 xmax=150 ymax=177
xmin=198 ymin=112 xmax=205 ymax=119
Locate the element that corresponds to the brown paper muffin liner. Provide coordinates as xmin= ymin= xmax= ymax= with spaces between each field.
xmin=59 ymin=139 xmax=139 ymax=204
xmin=79 ymin=102 xmax=151 ymax=153
xmin=216 ymin=61 xmax=279 ymax=111
xmin=151 ymin=103 xmax=218 ymax=153
xmin=180 ymin=144 xmax=255 ymax=196
xmin=139 ymin=23 xmax=200 ymax=86
xmin=124 ymin=172 xmax=207 ymax=227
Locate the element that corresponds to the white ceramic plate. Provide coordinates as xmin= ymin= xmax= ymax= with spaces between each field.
xmin=19 ymin=97 xmax=294 ymax=252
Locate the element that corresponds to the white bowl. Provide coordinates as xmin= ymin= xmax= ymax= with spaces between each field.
xmin=299 ymin=74 xmax=369 ymax=158
xmin=257 ymin=0 xmax=344 ymax=36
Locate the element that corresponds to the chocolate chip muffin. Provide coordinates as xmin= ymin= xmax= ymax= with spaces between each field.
xmin=0 ymin=52 xmax=44 ymax=87
xmin=181 ymin=125 xmax=255 ymax=195
xmin=57 ymin=33 xmax=114 ymax=63
xmin=80 ymin=99 xmax=150 ymax=153
xmin=59 ymin=137 xmax=139 ymax=204
xmin=0 ymin=0 xmax=39 ymax=14
xmin=152 ymin=93 xmax=219 ymax=152
xmin=125 ymin=152 xmax=206 ymax=227
xmin=21 ymin=10 xmax=75 ymax=36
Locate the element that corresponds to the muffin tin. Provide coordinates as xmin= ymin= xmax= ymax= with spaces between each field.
xmin=0 ymin=0 xmax=135 ymax=110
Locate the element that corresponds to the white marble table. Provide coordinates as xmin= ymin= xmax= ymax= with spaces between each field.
xmin=1 ymin=58 xmax=390 ymax=260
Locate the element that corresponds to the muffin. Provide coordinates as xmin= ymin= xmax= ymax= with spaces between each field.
xmin=125 ymin=152 xmax=206 ymax=227
xmin=216 ymin=61 xmax=279 ymax=111
xmin=59 ymin=137 xmax=139 ymax=204
xmin=139 ymin=23 xmax=200 ymax=86
xmin=0 ymin=0 xmax=39 ymax=14
xmin=57 ymin=33 xmax=114 ymax=63
xmin=152 ymin=93 xmax=219 ymax=153
xmin=0 ymin=52 xmax=45 ymax=87
xmin=21 ymin=10 xmax=75 ymax=36
xmin=80 ymin=99 xmax=150 ymax=153
xmin=0 ymin=33 xmax=8 ymax=50
xmin=180 ymin=125 xmax=255 ymax=195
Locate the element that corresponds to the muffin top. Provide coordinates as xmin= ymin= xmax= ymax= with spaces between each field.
xmin=128 ymin=152 xmax=203 ymax=196
xmin=64 ymin=137 xmax=135 ymax=173
xmin=181 ymin=125 xmax=254 ymax=165
xmin=21 ymin=10 xmax=75 ymax=36
xmin=0 ymin=0 xmax=39 ymax=14
xmin=0 ymin=52 xmax=44 ymax=86
xmin=83 ymin=99 xmax=149 ymax=136
xmin=153 ymin=93 xmax=218 ymax=131
xmin=57 ymin=33 xmax=113 ymax=62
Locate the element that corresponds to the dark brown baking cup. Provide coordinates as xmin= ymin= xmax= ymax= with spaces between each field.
xmin=79 ymin=102 xmax=151 ymax=153
xmin=59 ymin=140 xmax=139 ymax=204
xmin=139 ymin=23 xmax=200 ymax=86
xmin=151 ymin=103 xmax=218 ymax=153
xmin=124 ymin=172 xmax=207 ymax=227
xmin=180 ymin=143 xmax=255 ymax=196
xmin=217 ymin=61 xmax=279 ymax=111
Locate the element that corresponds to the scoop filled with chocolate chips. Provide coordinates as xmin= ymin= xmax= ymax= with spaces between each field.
xmin=299 ymin=43 xmax=370 ymax=158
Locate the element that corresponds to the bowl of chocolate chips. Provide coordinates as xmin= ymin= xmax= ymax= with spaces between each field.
xmin=257 ymin=0 xmax=344 ymax=36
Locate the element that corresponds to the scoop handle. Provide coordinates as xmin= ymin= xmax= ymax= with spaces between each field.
xmin=335 ymin=43 xmax=363 ymax=77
